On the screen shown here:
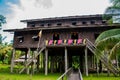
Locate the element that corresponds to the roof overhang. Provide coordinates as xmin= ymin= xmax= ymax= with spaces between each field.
xmin=4 ymin=24 xmax=120 ymax=32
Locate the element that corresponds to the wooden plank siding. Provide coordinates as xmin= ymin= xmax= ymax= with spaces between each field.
xmin=13 ymin=26 xmax=120 ymax=49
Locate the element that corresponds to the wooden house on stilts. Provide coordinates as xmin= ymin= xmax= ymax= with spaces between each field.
xmin=5 ymin=14 xmax=120 ymax=76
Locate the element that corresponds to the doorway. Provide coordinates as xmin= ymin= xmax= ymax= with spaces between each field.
xmin=71 ymin=32 xmax=78 ymax=39
xmin=53 ymin=33 xmax=59 ymax=40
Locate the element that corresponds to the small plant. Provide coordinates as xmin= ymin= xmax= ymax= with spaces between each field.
xmin=72 ymin=62 xmax=79 ymax=70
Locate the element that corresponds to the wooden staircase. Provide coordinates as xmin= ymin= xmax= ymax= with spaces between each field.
xmin=86 ymin=38 xmax=119 ymax=76
xmin=19 ymin=46 xmax=45 ymax=73
xmin=19 ymin=30 xmax=45 ymax=74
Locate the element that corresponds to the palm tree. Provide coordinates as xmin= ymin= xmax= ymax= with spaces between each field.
xmin=105 ymin=0 xmax=120 ymax=23
xmin=95 ymin=29 xmax=120 ymax=70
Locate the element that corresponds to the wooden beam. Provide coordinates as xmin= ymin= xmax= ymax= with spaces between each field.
xmin=45 ymin=48 xmax=48 ymax=75
xmin=11 ymin=48 xmax=15 ymax=73
xmin=65 ymin=47 xmax=68 ymax=72
xmin=85 ymin=47 xmax=88 ymax=76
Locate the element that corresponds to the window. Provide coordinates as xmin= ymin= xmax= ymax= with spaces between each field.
xmin=72 ymin=22 xmax=77 ymax=25
xmin=47 ymin=23 xmax=52 ymax=26
xmin=32 ymin=36 xmax=39 ymax=41
xmin=17 ymin=36 xmax=24 ymax=43
xmin=57 ymin=23 xmax=62 ymax=26
xmin=102 ymin=20 xmax=106 ymax=24
xmin=71 ymin=32 xmax=78 ymax=39
xmin=31 ymin=24 xmax=35 ymax=27
xmin=53 ymin=33 xmax=59 ymax=40
xmin=94 ymin=33 xmax=100 ymax=39
xmin=40 ymin=24 xmax=44 ymax=27
xmin=90 ymin=21 xmax=95 ymax=24
xmin=82 ymin=21 xmax=87 ymax=24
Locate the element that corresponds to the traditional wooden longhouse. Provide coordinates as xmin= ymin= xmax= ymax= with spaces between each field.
xmin=5 ymin=14 xmax=120 ymax=76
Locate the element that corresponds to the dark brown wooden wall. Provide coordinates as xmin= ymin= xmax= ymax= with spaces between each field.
xmin=13 ymin=27 xmax=102 ymax=48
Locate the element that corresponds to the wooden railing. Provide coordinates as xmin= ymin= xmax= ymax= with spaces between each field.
xmin=86 ymin=38 xmax=119 ymax=76
xmin=45 ymin=39 xmax=86 ymax=46
xmin=78 ymin=68 xmax=83 ymax=80
xmin=57 ymin=67 xmax=73 ymax=80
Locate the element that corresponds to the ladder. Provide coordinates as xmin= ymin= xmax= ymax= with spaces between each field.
xmin=19 ymin=30 xmax=45 ymax=74
xmin=86 ymin=38 xmax=119 ymax=76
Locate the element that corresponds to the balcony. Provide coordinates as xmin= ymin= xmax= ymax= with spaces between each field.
xmin=45 ymin=39 xmax=86 ymax=47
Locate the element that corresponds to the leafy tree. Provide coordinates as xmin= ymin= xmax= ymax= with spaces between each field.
xmin=0 ymin=15 xmax=9 ymax=64
xmin=0 ymin=15 xmax=6 ymax=27
xmin=0 ymin=43 xmax=13 ymax=64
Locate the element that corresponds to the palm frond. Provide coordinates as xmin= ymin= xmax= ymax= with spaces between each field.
xmin=95 ymin=29 xmax=120 ymax=44
xmin=96 ymin=34 xmax=120 ymax=51
xmin=109 ymin=41 xmax=120 ymax=59
xmin=112 ymin=0 xmax=120 ymax=7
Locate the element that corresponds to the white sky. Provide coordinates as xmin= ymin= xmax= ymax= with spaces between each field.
xmin=2 ymin=0 xmax=110 ymax=42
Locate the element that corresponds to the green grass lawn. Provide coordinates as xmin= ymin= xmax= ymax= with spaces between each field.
xmin=0 ymin=64 xmax=120 ymax=80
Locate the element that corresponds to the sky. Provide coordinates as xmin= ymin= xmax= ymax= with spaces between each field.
xmin=0 ymin=0 xmax=110 ymax=42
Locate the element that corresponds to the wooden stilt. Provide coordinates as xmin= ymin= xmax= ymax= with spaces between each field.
xmin=85 ymin=46 xmax=88 ymax=76
xmin=37 ymin=55 xmax=40 ymax=72
xmin=65 ymin=47 xmax=68 ymax=72
xmin=92 ymin=55 xmax=94 ymax=69
xmin=116 ymin=55 xmax=119 ymax=69
xmin=93 ymin=55 xmax=95 ymax=69
xmin=96 ymin=58 xmax=99 ymax=76
xmin=25 ymin=50 xmax=27 ymax=74
xmin=27 ymin=48 xmax=31 ymax=74
xmin=31 ymin=51 xmax=35 ymax=74
xmin=11 ymin=48 xmax=15 ymax=73
xmin=50 ymin=56 xmax=54 ymax=73
xmin=33 ymin=51 xmax=36 ymax=74
xmin=45 ymin=48 xmax=48 ymax=75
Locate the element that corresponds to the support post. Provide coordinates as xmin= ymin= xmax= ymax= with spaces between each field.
xmin=45 ymin=48 xmax=48 ymax=75
xmin=25 ymin=50 xmax=28 ymax=74
xmin=116 ymin=55 xmax=119 ymax=69
xmin=27 ymin=48 xmax=30 ymax=74
xmin=96 ymin=58 xmax=99 ymax=76
xmin=93 ymin=55 xmax=95 ymax=69
xmin=37 ymin=55 xmax=40 ymax=71
xmin=65 ymin=47 xmax=68 ymax=72
xmin=85 ymin=46 xmax=88 ymax=76
xmin=32 ymin=51 xmax=36 ymax=74
xmin=11 ymin=48 xmax=15 ymax=73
